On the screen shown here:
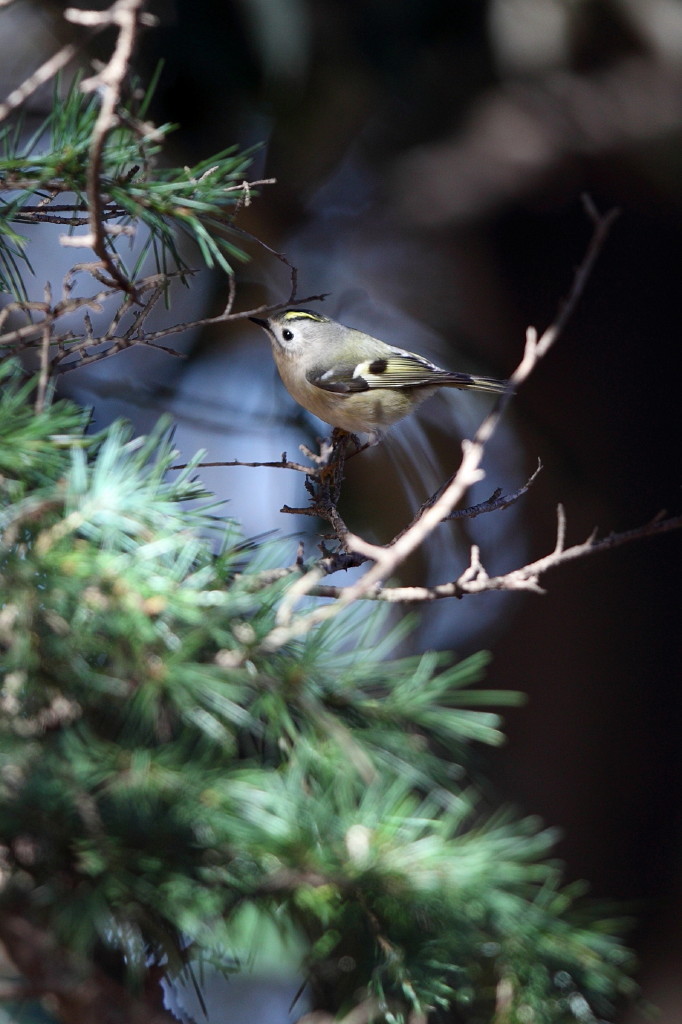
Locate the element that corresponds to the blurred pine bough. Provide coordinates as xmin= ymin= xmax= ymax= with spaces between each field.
xmin=0 ymin=5 xmax=639 ymax=1023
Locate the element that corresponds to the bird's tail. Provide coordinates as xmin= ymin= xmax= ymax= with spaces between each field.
xmin=445 ymin=373 xmax=511 ymax=394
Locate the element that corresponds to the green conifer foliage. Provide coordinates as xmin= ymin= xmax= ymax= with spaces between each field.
xmin=0 ymin=365 xmax=636 ymax=1022
xmin=0 ymin=4 xmax=642 ymax=1017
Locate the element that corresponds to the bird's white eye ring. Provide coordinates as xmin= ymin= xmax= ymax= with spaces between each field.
xmin=282 ymin=329 xmax=294 ymax=342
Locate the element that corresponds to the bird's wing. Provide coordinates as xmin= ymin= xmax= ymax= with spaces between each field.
xmin=308 ymin=351 xmax=450 ymax=393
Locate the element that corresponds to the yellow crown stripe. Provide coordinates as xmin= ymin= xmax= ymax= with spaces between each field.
xmin=282 ymin=310 xmax=327 ymax=322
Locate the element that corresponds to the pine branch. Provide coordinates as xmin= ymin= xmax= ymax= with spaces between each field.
xmin=0 ymin=6 xmax=655 ymax=1020
xmin=0 ymin=8 xmax=266 ymax=298
xmin=0 ymin=363 xmax=640 ymax=1024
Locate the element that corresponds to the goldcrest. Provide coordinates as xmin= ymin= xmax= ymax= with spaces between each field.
xmin=250 ymin=308 xmax=508 ymax=436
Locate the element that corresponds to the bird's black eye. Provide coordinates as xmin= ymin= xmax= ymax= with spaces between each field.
xmin=282 ymin=328 xmax=294 ymax=342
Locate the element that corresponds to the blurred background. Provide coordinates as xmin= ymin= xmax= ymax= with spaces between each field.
xmin=2 ymin=0 xmax=682 ymax=1020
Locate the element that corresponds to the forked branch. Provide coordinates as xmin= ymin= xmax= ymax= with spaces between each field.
xmin=252 ymin=201 xmax=682 ymax=650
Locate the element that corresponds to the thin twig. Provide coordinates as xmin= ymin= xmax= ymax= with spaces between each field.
xmin=0 ymin=259 xmax=326 ymax=371
xmin=400 ymin=460 xmax=543 ymax=537
xmin=0 ymin=42 xmax=83 ymax=124
xmin=34 ymin=326 xmax=51 ymax=414
xmin=172 ymin=456 xmax=314 ymax=475
xmin=444 ymin=461 xmax=541 ymax=519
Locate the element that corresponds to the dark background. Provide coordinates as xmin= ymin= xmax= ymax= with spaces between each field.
xmin=7 ymin=0 xmax=682 ymax=1019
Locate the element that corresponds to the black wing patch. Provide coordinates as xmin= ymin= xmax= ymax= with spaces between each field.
xmin=307 ymin=365 xmax=371 ymax=394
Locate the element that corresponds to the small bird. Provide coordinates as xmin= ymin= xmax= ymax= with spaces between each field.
xmin=249 ymin=308 xmax=509 ymax=437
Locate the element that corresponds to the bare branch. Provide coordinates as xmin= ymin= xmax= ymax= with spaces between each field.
xmin=61 ymin=0 xmax=157 ymax=297
xmin=0 ymin=42 xmax=82 ymax=124
xmin=444 ymin=461 xmax=542 ymax=519
xmin=50 ymin=287 xmax=328 ymax=371
xmin=305 ymin=511 xmax=682 ymax=604
xmin=394 ymin=460 xmax=543 ymax=540
xmin=34 ymin=297 xmax=52 ymax=414
xmin=333 ymin=204 xmax=619 ymax=598
xmin=229 ymin=452 xmax=544 ymax=589
xmin=258 ymin=203 xmax=625 ymax=649
xmin=0 ymin=0 xmax=156 ymax=125
xmin=553 ymin=503 xmax=567 ymax=556
xmin=0 ymin=257 xmax=326 ymax=373
xmin=173 ymin=455 xmax=314 ymax=475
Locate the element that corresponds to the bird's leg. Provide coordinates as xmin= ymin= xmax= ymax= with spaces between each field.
xmin=293 ymin=430 xmax=348 ymax=512
xmin=345 ymin=430 xmax=381 ymax=458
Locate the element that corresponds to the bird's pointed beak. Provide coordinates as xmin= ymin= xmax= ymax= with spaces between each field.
xmin=249 ymin=317 xmax=269 ymax=329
